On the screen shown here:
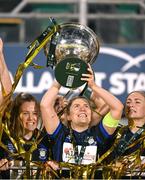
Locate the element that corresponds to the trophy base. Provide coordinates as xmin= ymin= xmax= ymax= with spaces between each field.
xmin=55 ymin=57 xmax=88 ymax=88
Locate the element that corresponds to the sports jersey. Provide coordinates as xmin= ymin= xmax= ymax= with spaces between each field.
xmin=49 ymin=121 xmax=114 ymax=164
xmin=0 ymin=129 xmax=51 ymax=179
xmin=102 ymin=126 xmax=145 ymax=179
xmin=106 ymin=126 xmax=144 ymax=162
xmin=1 ymin=129 xmax=50 ymax=162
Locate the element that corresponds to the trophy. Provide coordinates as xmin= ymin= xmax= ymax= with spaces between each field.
xmin=46 ymin=22 xmax=100 ymax=88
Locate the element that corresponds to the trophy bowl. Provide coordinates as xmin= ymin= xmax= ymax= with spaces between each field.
xmin=47 ymin=22 xmax=100 ymax=88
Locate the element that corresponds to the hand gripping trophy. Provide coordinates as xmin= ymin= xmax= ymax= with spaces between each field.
xmin=44 ymin=21 xmax=100 ymax=179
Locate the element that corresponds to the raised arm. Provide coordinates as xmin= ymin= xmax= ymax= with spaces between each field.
xmin=40 ymin=80 xmax=61 ymax=134
xmin=0 ymin=38 xmax=12 ymax=106
xmin=90 ymin=91 xmax=110 ymax=126
xmin=83 ymin=87 xmax=109 ymax=126
xmin=81 ymin=64 xmax=124 ymax=134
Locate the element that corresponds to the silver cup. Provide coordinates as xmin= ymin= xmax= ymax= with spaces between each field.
xmin=47 ymin=22 xmax=100 ymax=88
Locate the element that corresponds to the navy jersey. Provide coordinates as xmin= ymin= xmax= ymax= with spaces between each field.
xmin=49 ymin=121 xmax=114 ymax=164
xmin=104 ymin=126 xmax=144 ymax=163
xmin=0 ymin=129 xmax=51 ymax=179
xmin=120 ymin=128 xmax=142 ymax=156
xmin=1 ymin=129 xmax=50 ymax=162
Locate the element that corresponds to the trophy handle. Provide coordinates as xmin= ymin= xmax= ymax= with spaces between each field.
xmin=46 ymin=31 xmax=60 ymax=68
xmin=26 ymin=17 xmax=59 ymax=61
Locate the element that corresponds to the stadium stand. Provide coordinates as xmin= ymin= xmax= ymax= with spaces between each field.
xmin=0 ymin=0 xmax=145 ymax=44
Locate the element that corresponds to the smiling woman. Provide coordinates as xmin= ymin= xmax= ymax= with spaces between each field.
xmin=40 ymin=64 xmax=123 ymax=172
xmin=0 ymin=39 xmax=60 ymax=179
xmin=66 ymin=96 xmax=92 ymax=132
xmin=0 ymin=92 xmax=52 ymax=179
xmin=10 ymin=93 xmax=40 ymax=139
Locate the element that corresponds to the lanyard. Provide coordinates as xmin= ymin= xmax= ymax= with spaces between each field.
xmin=70 ymin=128 xmax=92 ymax=165
xmin=74 ymin=144 xmax=86 ymax=165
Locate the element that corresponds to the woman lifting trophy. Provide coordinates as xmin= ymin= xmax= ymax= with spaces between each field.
xmin=41 ymin=21 xmax=124 ymax=179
